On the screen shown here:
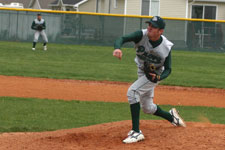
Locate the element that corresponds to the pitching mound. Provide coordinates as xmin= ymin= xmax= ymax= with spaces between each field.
xmin=0 ymin=120 xmax=224 ymax=150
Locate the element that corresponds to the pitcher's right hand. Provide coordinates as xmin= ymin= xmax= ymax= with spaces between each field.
xmin=113 ymin=49 xmax=123 ymax=60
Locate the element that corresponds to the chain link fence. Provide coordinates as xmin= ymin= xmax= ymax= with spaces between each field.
xmin=0 ymin=9 xmax=225 ymax=52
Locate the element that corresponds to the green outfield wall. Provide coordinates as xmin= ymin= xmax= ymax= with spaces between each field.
xmin=0 ymin=8 xmax=225 ymax=52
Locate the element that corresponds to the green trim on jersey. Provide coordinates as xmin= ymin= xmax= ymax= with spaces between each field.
xmin=149 ymin=36 xmax=163 ymax=48
xmin=114 ymin=30 xmax=143 ymax=49
xmin=42 ymin=21 xmax=46 ymax=29
xmin=160 ymin=51 xmax=171 ymax=80
xmin=31 ymin=20 xmax=46 ymax=30
xmin=31 ymin=21 xmax=37 ymax=30
xmin=114 ymin=30 xmax=172 ymax=81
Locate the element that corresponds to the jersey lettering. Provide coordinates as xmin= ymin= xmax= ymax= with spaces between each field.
xmin=136 ymin=46 xmax=161 ymax=64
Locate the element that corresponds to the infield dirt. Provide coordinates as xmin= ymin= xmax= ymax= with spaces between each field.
xmin=0 ymin=75 xmax=224 ymax=107
xmin=0 ymin=75 xmax=225 ymax=150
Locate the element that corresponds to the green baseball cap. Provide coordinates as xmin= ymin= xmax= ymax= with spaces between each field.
xmin=146 ymin=16 xmax=165 ymax=29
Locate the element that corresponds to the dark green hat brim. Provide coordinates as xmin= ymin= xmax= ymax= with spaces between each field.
xmin=145 ymin=20 xmax=160 ymax=28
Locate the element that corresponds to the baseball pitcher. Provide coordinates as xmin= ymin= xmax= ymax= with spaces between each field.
xmin=113 ymin=16 xmax=186 ymax=144
xmin=31 ymin=13 xmax=48 ymax=51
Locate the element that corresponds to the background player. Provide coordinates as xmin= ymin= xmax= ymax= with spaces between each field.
xmin=31 ymin=13 xmax=48 ymax=51
xmin=113 ymin=16 xmax=186 ymax=144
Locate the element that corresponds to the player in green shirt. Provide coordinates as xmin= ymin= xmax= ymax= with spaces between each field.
xmin=113 ymin=16 xmax=186 ymax=144
xmin=31 ymin=13 xmax=48 ymax=51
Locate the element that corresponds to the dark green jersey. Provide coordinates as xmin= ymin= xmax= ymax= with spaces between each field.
xmin=114 ymin=29 xmax=173 ymax=80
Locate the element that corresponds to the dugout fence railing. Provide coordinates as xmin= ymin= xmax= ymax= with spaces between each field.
xmin=0 ymin=8 xmax=225 ymax=52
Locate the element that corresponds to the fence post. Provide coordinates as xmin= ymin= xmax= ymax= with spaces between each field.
xmin=140 ymin=18 xmax=142 ymax=30
xmin=16 ymin=11 xmax=19 ymax=41
xmin=8 ymin=12 xmax=11 ymax=40
xmin=78 ymin=14 xmax=82 ymax=43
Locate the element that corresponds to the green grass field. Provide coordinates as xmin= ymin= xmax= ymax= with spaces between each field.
xmin=0 ymin=97 xmax=225 ymax=133
xmin=0 ymin=41 xmax=225 ymax=133
xmin=0 ymin=41 xmax=225 ymax=88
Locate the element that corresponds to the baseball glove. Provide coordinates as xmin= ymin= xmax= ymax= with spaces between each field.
xmin=144 ymin=61 xmax=160 ymax=83
xmin=37 ymin=25 xmax=43 ymax=31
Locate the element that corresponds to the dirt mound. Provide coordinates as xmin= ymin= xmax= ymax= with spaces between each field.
xmin=0 ymin=75 xmax=225 ymax=149
xmin=0 ymin=75 xmax=225 ymax=107
xmin=0 ymin=120 xmax=224 ymax=150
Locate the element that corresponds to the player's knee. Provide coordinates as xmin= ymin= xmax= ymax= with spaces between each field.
xmin=127 ymin=88 xmax=139 ymax=105
xmin=142 ymin=104 xmax=157 ymax=114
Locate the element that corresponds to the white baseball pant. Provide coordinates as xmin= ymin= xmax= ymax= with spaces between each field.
xmin=33 ymin=30 xmax=48 ymax=43
xmin=127 ymin=68 xmax=158 ymax=114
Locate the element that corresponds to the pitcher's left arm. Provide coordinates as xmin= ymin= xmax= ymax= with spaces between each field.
xmin=160 ymin=51 xmax=172 ymax=80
